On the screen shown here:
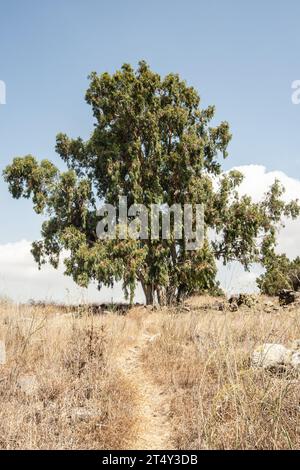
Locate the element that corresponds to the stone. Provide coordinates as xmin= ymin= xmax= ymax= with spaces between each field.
xmin=182 ymin=306 xmax=191 ymax=312
xmin=229 ymin=302 xmax=238 ymax=312
xmin=278 ymin=289 xmax=300 ymax=306
xmin=228 ymin=294 xmax=257 ymax=310
xmin=290 ymin=351 xmax=300 ymax=371
xmin=252 ymin=343 xmax=291 ymax=369
xmin=69 ymin=407 xmax=99 ymax=422
xmin=0 ymin=341 xmax=6 ymax=365
xmin=17 ymin=374 xmax=39 ymax=395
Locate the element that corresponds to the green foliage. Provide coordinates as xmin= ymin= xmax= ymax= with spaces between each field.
xmin=3 ymin=62 xmax=300 ymax=304
xmin=257 ymin=254 xmax=300 ymax=295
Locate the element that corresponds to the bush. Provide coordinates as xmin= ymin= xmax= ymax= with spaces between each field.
xmin=257 ymin=254 xmax=300 ymax=295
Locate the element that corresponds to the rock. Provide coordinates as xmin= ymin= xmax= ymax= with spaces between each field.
xmin=229 ymin=302 xmax=238 ymax=312
xmin=278 ymin=289 xmax=300 ymax=306
xmin=17 ymin=374 xmax=39 ymax=395
xmin=252 ymin=343 xmax=291 ymax=369
xmin=228 ymin=294 xmax=257 ymax=310
xmin=0 ymin=341 xmax=6 ymax=365
xmin=290 ymin=351 xmax=300 ymax=371
xmin=238 ymin=294 xmax=257 ymax=308
xmin=69 ymin=407 xmax=99 ymax=422
xmin=182 ymin=306 xmax=191 ymax=312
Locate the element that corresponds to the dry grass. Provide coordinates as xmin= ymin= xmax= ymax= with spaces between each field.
xmin=1 ymin=296 xmax=300 ymax=450
xmin=141 ymin=297 xmax=300 ymax=450
xmin=0 ymin=299 xmax=138 ymax=449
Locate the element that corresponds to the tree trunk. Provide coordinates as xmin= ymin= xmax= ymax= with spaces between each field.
xmin=141 ymin=282 xmax=154 ymax=305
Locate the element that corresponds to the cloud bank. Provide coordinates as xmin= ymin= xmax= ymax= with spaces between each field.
xmin=1 ymin=165 xmax=299 ymax=302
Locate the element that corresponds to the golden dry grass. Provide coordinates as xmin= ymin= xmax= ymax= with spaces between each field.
xmin=142 ymin=296 xmax=300 ymax=450
xmin=0 ymin=300 xmax=139 ymax=449
xmin=0 ymin=296 xmax=300 ymax=450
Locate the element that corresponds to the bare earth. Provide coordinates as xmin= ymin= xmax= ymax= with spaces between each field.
xmin=118 ymin=315 xmax=173 ymax=450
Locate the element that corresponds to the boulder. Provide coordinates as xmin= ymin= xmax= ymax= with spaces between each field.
xmin=290 ymin=351 xmax=300 ymax=371
xmin=252 ymin=343 xmax=291 ymax=369
xmin=278 ymin=289 xmax=300 ymax=306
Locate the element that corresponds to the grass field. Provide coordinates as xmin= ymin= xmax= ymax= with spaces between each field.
xmin=0 ymin=295 xmax=299 ymax=450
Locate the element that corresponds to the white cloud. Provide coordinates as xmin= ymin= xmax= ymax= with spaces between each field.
xmin=0 ymin=240 xmax=144 ymax=304
xmin=233 ymin=165 xmax=300 ymax=260
xmin=1 ymin=165 xmax=299 ymax=302
xmin=216 ymin=165 xmax=300 ymax=294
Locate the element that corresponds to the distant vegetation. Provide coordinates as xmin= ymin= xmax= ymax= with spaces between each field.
xmin=258 ymin=254 xmax=300 ymax=295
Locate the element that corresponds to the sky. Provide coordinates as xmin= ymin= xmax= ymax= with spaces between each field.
xmin=0 ymin=0 xmax=300 ymax=302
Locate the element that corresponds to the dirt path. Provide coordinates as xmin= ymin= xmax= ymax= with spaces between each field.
xmin=118 ymin=318 xmax=174 ymax=450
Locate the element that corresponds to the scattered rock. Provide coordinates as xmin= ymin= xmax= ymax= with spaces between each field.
xmin=182 ymin=306 xmax=191 ymax=312
xmin=68 ymin=407 xmax=99 ymax=422
xmin=0 ymin=341 xmax=6 ymax=365
xmin=278 ymin=289 xmax=300 ymax=306
xmin=290 ymin=351 xmax=300 ymax=371
xmin=229 ymin=301 xmax=238 ymax=312
xmin=252 ymin=343 xmax=290 ymax=369
xmin=17 ymin=374 xmax=39 ymax=395
xmin=229 ymin=294 xmax=257 ymax=310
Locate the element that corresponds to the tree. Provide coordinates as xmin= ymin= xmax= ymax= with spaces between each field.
xmin=257 ymin=254 xmax=300 ymax=295
xmin=3 ymin=61 xmax=300 ymax=304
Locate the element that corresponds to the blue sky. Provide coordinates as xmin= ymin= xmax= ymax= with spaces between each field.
xmin=1 ymin=0 xmax=300 ymax=243
xmin=1 ymin=1 xmax=300 ymax=301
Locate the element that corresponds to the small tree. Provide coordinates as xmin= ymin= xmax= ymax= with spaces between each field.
xmin=257 ymin=254 xmax=300 ymax=295
xmin=3 ymin=62 xmax=299 ymax=304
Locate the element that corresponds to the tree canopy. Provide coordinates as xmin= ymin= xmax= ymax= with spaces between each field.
xmin=3 ymin=61 xmax=300 ymax=304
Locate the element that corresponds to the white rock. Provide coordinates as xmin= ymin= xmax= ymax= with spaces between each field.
xmin=17 ymin=375 xmax=39 ymax=395
xmin=252 ymin=343 xmax=291 ymax=369
xmin=290 ymin=351 xmax=300 ymax=371
xmin=0 ymin=341 xmax=6 ymax=365
xmin=69 ymin=407 xmax=99 ymax=422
